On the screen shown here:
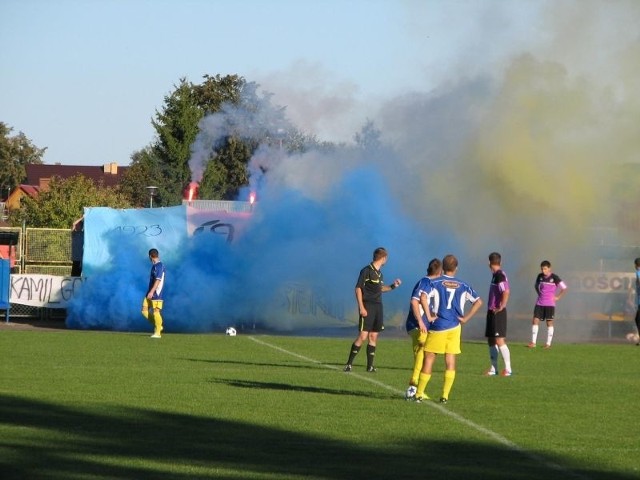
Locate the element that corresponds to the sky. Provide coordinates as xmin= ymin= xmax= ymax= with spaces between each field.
xmin=4 ymin=0 xmax=640 ymax=338
xmin=0 ymin=0 xmax=544 ymax=167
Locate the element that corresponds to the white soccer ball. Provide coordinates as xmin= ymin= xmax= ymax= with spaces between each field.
xmin=225 ymin=327 xmax=237 ymax=336
xmin=625 ymin=332 xmax=639 ymax=343
xmin=405 ymin=385 xmax=417 ymax=400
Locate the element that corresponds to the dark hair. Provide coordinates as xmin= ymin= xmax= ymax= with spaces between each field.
xmin=373 ymin=247 xmax=388 ymax=261
xmin=427 ymin=258 xmax=442 ymax=276
xmin=540 ymin=260 xmax=551 ymax=268
xmin=442 ymin=254 xmax=458 ymax=273
xmin=635 ymin=258 xmax=640 ymax=268
xmin=488 ymin=252 xmax=502 ymax=265
xmin=149 ymin=248 xmax=159 ymax=258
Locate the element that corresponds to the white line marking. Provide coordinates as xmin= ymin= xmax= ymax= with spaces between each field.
xmin=249 ymin=335 xmax=588 ymax=480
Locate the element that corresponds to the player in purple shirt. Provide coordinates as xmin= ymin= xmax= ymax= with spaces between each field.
xmin=484 ymin=252 xmax=512 ymax=376
xmin=529 ymin=260 xmax=567 ymax=349
xmin=633 ymin=257 xmax=640 ymax=345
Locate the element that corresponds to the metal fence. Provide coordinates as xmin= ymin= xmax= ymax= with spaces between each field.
xmin=1 ymin=226 xmax=72 ymax=320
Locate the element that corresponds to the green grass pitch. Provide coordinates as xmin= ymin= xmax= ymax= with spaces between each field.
xmin=0 ymin=329 xmax=639 ymax=479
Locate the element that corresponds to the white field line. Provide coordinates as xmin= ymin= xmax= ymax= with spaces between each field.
xmin=248 ymin=335 xmax=589 ymax=480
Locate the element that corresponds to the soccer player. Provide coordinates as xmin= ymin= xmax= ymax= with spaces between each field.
xmin=142 ymin=248 xmax=166 ymax=338
xmin=634 ymin=257 xmax=640 ymax=346
xmin=405 ymin=258 xmax=442 ymax=399
xmin=484 ymin=252 xmax=512 ymax=376
xmin=529 ymin=260 xmax=567 ymax=349
xmin=343 ymin=247 xmax=401 ymax=372
xmin=414 ymin=254 xmax=483 ymax=403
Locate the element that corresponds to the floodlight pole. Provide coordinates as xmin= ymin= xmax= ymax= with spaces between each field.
xmin=146 ymin=186 xmax=158 ymax=208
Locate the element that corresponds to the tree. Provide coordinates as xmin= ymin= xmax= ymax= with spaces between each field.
xmin=0 ymin=122 xmax=45 ymax=199
xmin=119 ymin=146 xmax=164 ymax=207
xmin=151 ymin=79 xmax=203 ymax=206
xmin=11 ymin=174 xmax=131 ymax=228
xmin=149 ymin=74 xmax=301 ymax=203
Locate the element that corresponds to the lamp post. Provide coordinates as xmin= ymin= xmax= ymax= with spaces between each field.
xmin=146 ymin=186 xmax=158 ymax=208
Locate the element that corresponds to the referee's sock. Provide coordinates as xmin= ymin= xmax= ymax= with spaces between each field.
xmin=346 ymin=343 xmax=361 ymax=365
xmin=366 ymin=344 xmax=376 ymax=369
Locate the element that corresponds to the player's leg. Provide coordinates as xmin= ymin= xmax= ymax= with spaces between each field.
xmin=141 ymin=298 xmax=153 ymax=326
xmin=495 ymin=310 xmax=512 ymax=375
xmin=411 ymin=331 xmax=427 ymax=384
xmin=364 ymin=304 xmax=383 ymax=372
xmin=635 ymin=306 xmax=640 ymax=345
xmin=344 ymin=329 xmax=368 ymax=370
xmin=441 ymin=353 xmax=457 ymax=403
xmin=485 ymin=311 xmax=498 ymax=375
xmin=415 ymin=351 xmax=436 ymax=401
xmin=545 ymin=319 xmax=554 ymax=348
xmin=441 ymin=326 xmax=461 ymax=402
xmin=366 ymin=331 xmax=379 ymax=371
xmin=150 ymin=300 xmax=163 ymax=337
xmin=530 ymin=307 xmax=541 ymax=347
xmin=496 ymin=337 xmax=512 ymax=375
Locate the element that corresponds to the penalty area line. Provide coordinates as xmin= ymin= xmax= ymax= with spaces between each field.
xmin=248 ymin=335 xmax=589 ymax=480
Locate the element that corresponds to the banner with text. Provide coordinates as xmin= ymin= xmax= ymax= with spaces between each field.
xmin=10 ymin=274 xmax=84 ymax=308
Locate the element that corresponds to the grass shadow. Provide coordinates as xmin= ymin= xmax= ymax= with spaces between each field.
xmin=0 ymin=394 xmax=635 ymax=480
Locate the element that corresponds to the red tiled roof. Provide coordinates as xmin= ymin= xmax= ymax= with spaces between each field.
xmin=19 ymin=185 xmax=41 ymax=198
xmin=25 ymin=163 xmax=129 ymax=188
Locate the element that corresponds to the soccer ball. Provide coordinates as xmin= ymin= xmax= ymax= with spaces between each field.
xmin=405 ymin=385 xmax=417 ymax=400
xmin=625 ymin=332 xmax=639 ymax=343
xmin=225 ymin=327 xmax=237 ymax=336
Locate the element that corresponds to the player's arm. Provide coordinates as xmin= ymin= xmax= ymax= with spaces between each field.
xmin=459 ymin=298 xmax=483 ymax=324
xmin=383 ymin=278 xmax=401 ymax=292
xmin=147 ymin=278 xmax=161 ymax=299
xmin=419 ymin=292 xmax=435 ymax=323
xmin=411 ymin=298 xmax=428 ymax=332
xmin=555 ymin=282 xmax=568 ymax=301
xmin=495 ymin=287 xmax=510 ymax=312
xmin=355 ymin=287 xmax=367 ymax=316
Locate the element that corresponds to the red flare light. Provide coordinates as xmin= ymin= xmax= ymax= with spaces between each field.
xmin=184 ymin=182 xmax=199 ymax=202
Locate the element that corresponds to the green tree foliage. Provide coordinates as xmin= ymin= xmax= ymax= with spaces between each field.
xmin=148 ymin=74 xmax=306 ymax=204
xmin=11 ymin=174 xmax=131 ymax=228
xmin=151 ymin=79 xmax=203 ymax=205
xmin=119 ymin=147 xmax=164 ymax=207
xmin=0 ymin=122 xmax=45 ymax=199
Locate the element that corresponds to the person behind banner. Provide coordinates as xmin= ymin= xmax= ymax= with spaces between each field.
xmin=142 ymin=248 xmax=166 ymax=338
xmin=71 ymin=216 xmax=84 ymax=277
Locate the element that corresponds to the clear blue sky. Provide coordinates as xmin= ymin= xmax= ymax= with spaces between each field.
xmin=0 ymin=0 xmax=573 ymax=166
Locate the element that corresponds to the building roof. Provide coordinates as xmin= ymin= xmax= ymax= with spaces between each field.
xmin=25 ymin=163 xmax=128 ymax=188
xmin=5 ymin=185 xmax=41 ymax=210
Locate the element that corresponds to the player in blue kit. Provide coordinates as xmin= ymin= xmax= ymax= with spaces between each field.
xmin=142 ymin=248 xmax=166 ymax=338
xmin=414 ymin=254 xmax=483 ymax=403
xmin=404 ymin=258 xmax=441 ymax=400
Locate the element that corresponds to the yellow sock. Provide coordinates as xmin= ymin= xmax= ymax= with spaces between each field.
xmin=442 ymin=370 xmax=456 ymax=400
xmin=141 ymin=299 xmax=153 ymax=326
xmin=416 ymin=373 xmax=431 ymax=399
xmin=153 ymin=311 xmax=163 ymax=334
xmin=411 ymin=349 xmax=424 ymax=385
